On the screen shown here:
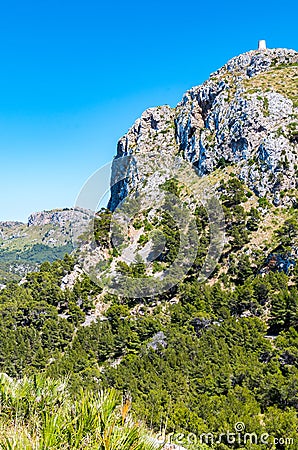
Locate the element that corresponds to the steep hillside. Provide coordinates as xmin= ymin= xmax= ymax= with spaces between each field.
xmin=74 ymin=47 xmax=298 ymax=297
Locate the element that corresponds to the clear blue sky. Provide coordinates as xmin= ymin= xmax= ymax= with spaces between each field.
xmin=0 ymin=0 xmax=297 ymax=222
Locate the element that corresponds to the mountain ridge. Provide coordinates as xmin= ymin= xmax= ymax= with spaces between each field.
xmin=2 ymin=46 xmax=298 ymax=287
xmin=0 ymin=45 xmax=298 ymax=448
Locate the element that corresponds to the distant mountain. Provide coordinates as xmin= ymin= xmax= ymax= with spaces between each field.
xmin=0 ymin=208 xmax=92 ymax=283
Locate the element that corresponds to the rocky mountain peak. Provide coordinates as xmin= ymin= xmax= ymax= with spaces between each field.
xmin=109 ymin=47 xmax=298 ymax=210
xmin=215 ymin=47 xmax=298 ymax=78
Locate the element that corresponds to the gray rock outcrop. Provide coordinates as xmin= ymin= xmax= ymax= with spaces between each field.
xmin=108 ymin=48 xmax=298 ymax=209
xmin=27 ymin=207 xmax=93 ymax=228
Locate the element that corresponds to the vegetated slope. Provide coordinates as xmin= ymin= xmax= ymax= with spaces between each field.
xmin=0 ymin=47 xmax=298 ymax=449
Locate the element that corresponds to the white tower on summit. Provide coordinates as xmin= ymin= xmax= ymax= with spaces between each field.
xmin=258 ymin=39 xmax=267 ymax=50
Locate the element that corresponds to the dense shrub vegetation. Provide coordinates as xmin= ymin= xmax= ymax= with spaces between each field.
xmin=0 ymin=253 xmax=297 ymax=448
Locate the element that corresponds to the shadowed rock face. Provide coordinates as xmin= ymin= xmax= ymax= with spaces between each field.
xmin=108 ymin=48 xmax=298 ymax=210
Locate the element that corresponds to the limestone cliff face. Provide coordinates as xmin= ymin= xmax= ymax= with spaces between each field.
xmin=108 ymin=48 xmax=298 ymax=209
xmin=108 ymin=106 xmax=178 ymax=211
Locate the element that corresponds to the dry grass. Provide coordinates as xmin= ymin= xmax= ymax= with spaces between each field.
xmin=243 ymin=64 xmax=298 ymax=107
